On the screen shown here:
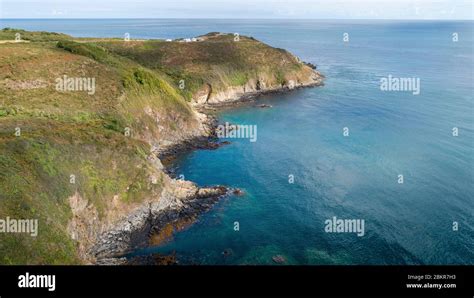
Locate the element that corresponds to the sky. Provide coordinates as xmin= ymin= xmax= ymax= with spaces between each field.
xmin=0 ymin=0 xmax=472 ymax=19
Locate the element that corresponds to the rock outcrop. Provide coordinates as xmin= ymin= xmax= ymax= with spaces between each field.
xmin=68 ymin=178 xmax=229 ymax=263
xmin=195 ymin=73 xmax=324 ymax=105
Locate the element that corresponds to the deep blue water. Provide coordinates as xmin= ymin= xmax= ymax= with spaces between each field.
xmin=3 ymin=19 xmax=473 ymax=264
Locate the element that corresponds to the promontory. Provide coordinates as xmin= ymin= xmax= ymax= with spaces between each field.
xmin=0 ymin=28 xmax=323 ymax=264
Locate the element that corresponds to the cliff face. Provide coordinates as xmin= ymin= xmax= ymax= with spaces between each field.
xmin=71 ymin=178 xmax=227 ymax=264
xmin=199 ymin=73 xmax=323 ymax=105
xmin=0 ymin=29 xmax=323 ymax=264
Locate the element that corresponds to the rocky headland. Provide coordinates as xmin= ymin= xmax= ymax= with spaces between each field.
xmin=0 ymin=28 xmax=323 ymax=264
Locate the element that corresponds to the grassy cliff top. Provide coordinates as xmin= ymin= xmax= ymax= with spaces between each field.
xmin=96 ymin=32 xmax=310 ymax=99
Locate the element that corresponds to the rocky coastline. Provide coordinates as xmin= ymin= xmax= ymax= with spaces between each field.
xmin=0 ymin=29 xmax=324 ymax=264
xmin=92 ymin=185 xmax=229 ymax=265
xmin=90 ymin=71 xmax=323 ymax=265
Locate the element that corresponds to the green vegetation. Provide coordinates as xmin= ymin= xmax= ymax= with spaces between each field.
xmin=0 ymin=28 xmax=71 ymax=42
xmin=96 ymin=33 xmax=306 ymax=99
xmin=57 ymin=40 xmax=112 ymax=64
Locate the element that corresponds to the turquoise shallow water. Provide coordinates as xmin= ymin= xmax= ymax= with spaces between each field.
xmin=3 ymin=19 xmax=472 ymax=264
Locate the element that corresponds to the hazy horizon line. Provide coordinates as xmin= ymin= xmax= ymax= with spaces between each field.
xmin=1 ymin=18 xmax=473 ymax=21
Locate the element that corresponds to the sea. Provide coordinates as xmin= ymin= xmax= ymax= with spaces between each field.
xmin=2 ymin=19 xmax=472 ymax=264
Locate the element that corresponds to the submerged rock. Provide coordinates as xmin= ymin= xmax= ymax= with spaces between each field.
xmin=232 ymin=189 xmax=244 ymax=196
xmin=126 ymin=253 xmax=178 ymax=265
xmin=272 ymin=255 xmax=287 ymax=264
xmin=222 ymin=249 xmax=233 ymax=257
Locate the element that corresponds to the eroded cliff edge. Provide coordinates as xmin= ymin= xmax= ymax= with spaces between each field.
xmin=0 ymin=29 xmax=323 ymax=264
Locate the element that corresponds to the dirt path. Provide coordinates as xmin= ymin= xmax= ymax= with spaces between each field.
xmin=0 ymin=40 xmax=30 ymax=44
